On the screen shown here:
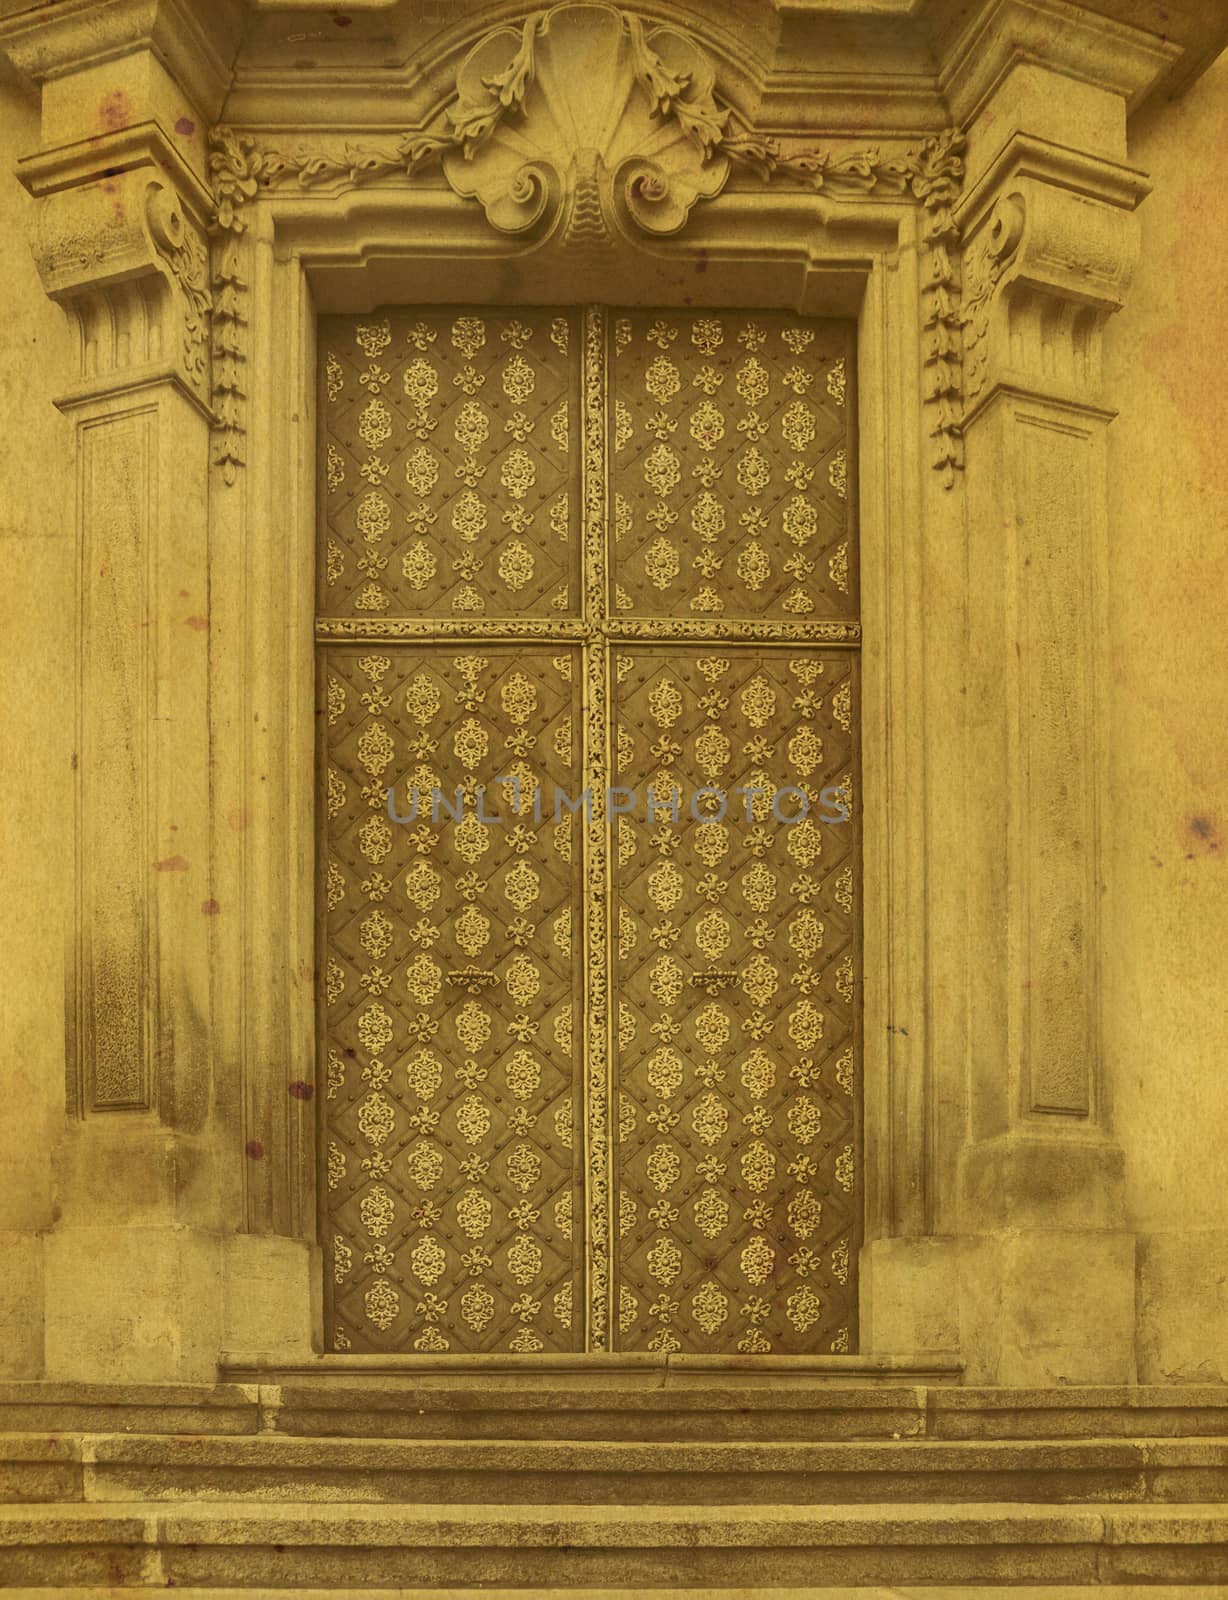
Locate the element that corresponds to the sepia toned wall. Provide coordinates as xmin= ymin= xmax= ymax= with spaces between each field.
xmin=0 ymin=0 xmax=1223 ymax=1388
xmin=0 ymin=61 xmax=73 ymax=1378
xmin=1105 ymin=49 xmax=1228 ymax=1382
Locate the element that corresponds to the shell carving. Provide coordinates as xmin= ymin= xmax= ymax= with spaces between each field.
xmin=440 ymin=5 xmax=730 ymax=243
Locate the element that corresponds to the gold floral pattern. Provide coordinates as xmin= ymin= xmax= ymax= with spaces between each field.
xmin=610 ymin=312 xmax=855 ymax=621
xmin=323 ymin=645 xmax=582 ymax=1355
xmin=614 ymin=646 xmax=860 ymax=1353
xmin=321 ymin=308 xmax=578 ymax=620
xmin=322 ymin=310 xmax=860 ymax=1358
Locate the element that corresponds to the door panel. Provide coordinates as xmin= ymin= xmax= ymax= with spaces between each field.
xmin=317 ymin=305 xmax=861 ymax=1357
xmin=319 ymin=308 xmax=582 ymax=623
xmin=612 ymin=647 xmax=860 ymax=1354
xmin=608 ymin=311 xmax=855 ymax=624
xmin=321 ymin=645 xmax=585 ymax=1352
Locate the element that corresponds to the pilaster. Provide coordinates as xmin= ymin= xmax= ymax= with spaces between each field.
xmin=954 ymin=118 xmax=1149 ymax=1383
xmin=0 ymin=0 xmax=250 ymax=1381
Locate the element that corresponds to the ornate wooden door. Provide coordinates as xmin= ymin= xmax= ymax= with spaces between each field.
xmin=318 ymin=306 xmax=860 ymax=1356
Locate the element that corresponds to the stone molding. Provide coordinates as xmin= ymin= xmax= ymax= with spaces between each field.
xmin=208 ymin=2 xmax=965 ymax=482
xmin=942 ymin=0 xmax=1182 ymax=126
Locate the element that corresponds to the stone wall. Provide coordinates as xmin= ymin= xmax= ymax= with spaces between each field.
xmin=0 ymin=61 xmax=74 ymax=1379
xmin=1105 ymin=49 xmax=1228 ymax=1383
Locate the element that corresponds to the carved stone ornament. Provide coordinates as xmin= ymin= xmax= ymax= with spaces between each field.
xmin=958 ymin=170 xmax=1143 ymax=421
xmin=439 ymin=6 xmax=731 ymax=240
xmin=207 ymin=1 xmax=966 ymax=483
xmin=146 ymin=186 xmax=212 ymax=392
xmin=27 ymin=167 xmax=212 ymax=406
xmin=960 ymin=196 xmax=1026 ymax=405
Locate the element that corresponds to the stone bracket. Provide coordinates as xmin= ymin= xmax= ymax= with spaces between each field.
xmin=958 ymin=134 xmax=1149 ymax=425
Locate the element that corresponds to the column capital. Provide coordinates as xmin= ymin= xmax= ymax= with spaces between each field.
xmin=19 ymin=150 xmax=213 ymax=413
xmin=957 ymin=135 xmax=1149 ymax=426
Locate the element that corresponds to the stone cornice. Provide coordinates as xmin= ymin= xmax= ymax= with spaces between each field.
xmin=16 ymin=120 xmax=214 ymax=220
xmin=940 ymin=0 xmax=1181 ymax=126
xmin=955 ymin=130 xmax=1149 ymax=233
xmin=0 ymin=0 xmax=245 ymax=119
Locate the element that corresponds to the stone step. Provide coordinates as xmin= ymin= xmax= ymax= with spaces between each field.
xmin=263 ymin=1380 xmax=1228 ymax=1443
xmin=0 ymin=1382 xmax=261 ymax=1438
xmin=4 ymin=1501 xmax=1228 ymax=1587
xmin=4 ymin=1379 xmax=1228 ymax=1443
xmin=29 ymin=1589 xmax=1228 ymax=1600
xmin=8 ymin=1432 xmax=1228 ymax=1506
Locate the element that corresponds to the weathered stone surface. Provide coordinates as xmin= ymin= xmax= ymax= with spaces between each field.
xmin=7 ymin=1499 xmax=1228 ymax=1587
xmin=79 ymin=1433 xmax=1162 ymax=1506
xmin=35 ymin=1589 xmax=1228 ymax=1600
xmin=0 ymin=1381 xmax=261 ymax=1437
xmin=0 ymin=1434 xmax=81 ymax=1504
xmin=266 ymin=1381 xmax=928 ymax=1442
xmin=929 ymin=1386 xmax=1228 ymax=1439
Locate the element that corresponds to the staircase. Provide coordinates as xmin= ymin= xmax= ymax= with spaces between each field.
xmin=3 ymin=1372 xmax=1228 ymax=1592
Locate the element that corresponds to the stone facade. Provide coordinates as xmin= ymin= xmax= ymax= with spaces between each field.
xmin=0 ymin=0 xmax=1224 ymax=1405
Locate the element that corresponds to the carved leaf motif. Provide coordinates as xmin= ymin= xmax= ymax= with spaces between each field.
xmin=736 ymin=448 xmax=771 ymax=496
xmin=365 ymin=1281 xmax=400 ymax=1331
xmin=689 ymin=401 xmax=725 ymax=452
xmin=647 ymin=1236 xmax=682 ymax=1287
xmin=462 ymin=1285 xmax=496 ymax=1333
xmin=740 ymin=1048 xmax=776 ymax=1100
xmin=360 ymin=1185 xmax=396 ymax=1238
xmin=693 ymin=1188 xmax=729 ymax=1240
xmin=503 ymin=860 xmax=541 ymax=912
xmin=741 ymin=955 xmax=779 ymax=1007
xmin=504 ymin=1049 xmax=542 ymax=1101
xmin=740 ymin=1234 xmax=775 ymax=1287
xmin=645 ymin=356 xmax=682 ymax=405
xmin=405 ymin=860 xmax=443 ymax=911
xmin=406 ymin=953 xmax=442 ymax=1006
xmin=740 ymin=1140 xmax=777 ymax=1194
xmin=506 ymin=1142 xmax=542 ymax=1194
xmin=788 ymin=1188 xmax=823 ymax=1239
xmin=646 ymin=1046 xmax=684 ymax=1101
xmin=406 ymin=447 xmax=441 ymax=498
xmin=405 ymin=1143 xmax=445 ymax=1191
xmin=787 ymin=1284 xmax=823 ymax=1333
xmin=508 ymin=1233 xmax=544 ymax=1286
xmin=691 ymin=1093 xmax=729 ymax=1146
xmin=456 ymin=1094 xmax=493 ymax=1145
xmin=411 ymin=1234 xmax=448 ymax=1286
xmin=736 ymin=542 xmax=771 ymax=591
xmin=406 ymin=1049 xmax=444 ymax=1102
xmin=456 ymin=1001 xmax=492 ymax=1053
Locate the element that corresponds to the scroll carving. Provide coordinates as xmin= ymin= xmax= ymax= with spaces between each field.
xmin=146 ymin=186 xmax=212 ymax=392
xmin=960 ymin=196 xmax=1025 ymax=405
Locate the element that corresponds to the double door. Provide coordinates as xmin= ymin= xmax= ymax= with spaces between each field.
xmin=318 ymin=305 xmax=860 ymax=1356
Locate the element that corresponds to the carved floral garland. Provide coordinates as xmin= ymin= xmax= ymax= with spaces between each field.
xmin=206 ymin=4 xmax=965 ymax=485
